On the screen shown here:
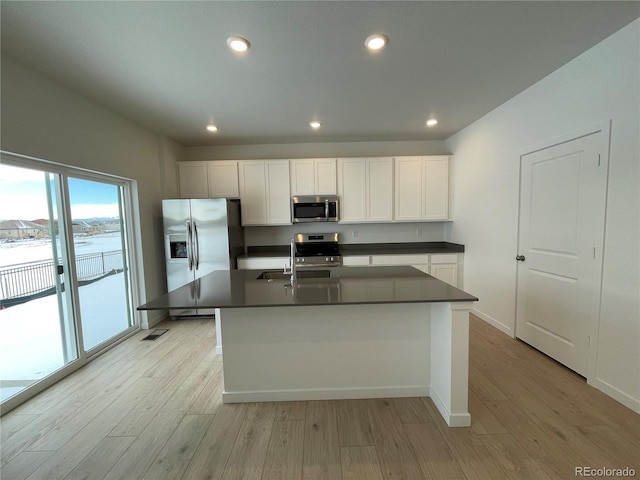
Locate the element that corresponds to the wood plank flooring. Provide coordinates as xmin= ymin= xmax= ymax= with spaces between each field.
xmin=1 ymin=315 xmax=638 ymax=480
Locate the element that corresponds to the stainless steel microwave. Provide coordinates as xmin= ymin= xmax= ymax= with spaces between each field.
xmin=291 ymin=195 xmax=339 ymax=223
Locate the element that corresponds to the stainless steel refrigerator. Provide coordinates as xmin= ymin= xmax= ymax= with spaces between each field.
xmin=162 ymin=198 xmax=244 ymax=317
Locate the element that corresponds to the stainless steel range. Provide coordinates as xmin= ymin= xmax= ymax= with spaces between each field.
xmin=293 ymin=233 xmax=342 ymax=268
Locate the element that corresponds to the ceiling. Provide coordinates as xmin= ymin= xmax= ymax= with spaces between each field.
xmin=1 ymin=1 xmax=638 ymax=147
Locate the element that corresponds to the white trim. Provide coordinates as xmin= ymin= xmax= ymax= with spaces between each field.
xmin=588 ymin=376 xmax=640 ymax=414
xmin=223 ymin=386 xmax=430 ymax=403
xmin=429 ymin=386 xmax=472 ymax=427
xmin=472 ymin=307 xmax=514 ymax=337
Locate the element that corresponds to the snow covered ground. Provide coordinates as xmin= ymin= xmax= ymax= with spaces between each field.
xmin=0 ymin=233 xmax=132 ymax=402
xmin=0 ymin=231 xmax=124 ymax=266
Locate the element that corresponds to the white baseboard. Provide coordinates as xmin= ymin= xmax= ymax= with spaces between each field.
xmin=429 ymin=386 xmax=471 ymax=427
xmin=588 ymin=376 xmax=640 ymax=414
xmin=472 ymin=308 xmax=514 ymax=338
xmin=146 ymin=311 xmax=169 ymax=329
xmin=222 ymin=386 xmax=429 ymax=404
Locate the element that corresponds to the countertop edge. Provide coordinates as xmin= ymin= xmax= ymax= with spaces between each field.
xmin=241 ymin=242 xmax=465 ymax=258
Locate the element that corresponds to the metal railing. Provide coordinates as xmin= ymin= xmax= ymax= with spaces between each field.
xmin=0 ymin=250 xmax=124 ymax=303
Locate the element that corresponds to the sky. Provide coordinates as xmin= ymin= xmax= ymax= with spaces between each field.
xmin=0 ymin=164 xmax=120 ymax=221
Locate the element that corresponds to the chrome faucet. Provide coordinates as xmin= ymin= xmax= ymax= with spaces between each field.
xmin=283 ymin=237 xmax=297 ymax=285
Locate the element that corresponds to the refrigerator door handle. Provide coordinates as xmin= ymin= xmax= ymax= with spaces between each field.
xmin=186 ymin=221 xmax=194 ymax=270
xmin=193 ymin=221 xmax=200 ymax=269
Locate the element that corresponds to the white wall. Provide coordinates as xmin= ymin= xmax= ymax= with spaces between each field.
xmin=446 ymin=20 xmax=639 ymax=411
xmin=186 ymin=140 xmax=448 ymax=161
xmin=0 ymin=55 xmax=185 ymax=327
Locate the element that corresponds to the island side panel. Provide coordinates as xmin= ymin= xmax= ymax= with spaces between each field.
xmin=429 ymin=301 xmax=473 ymax=427
xmin=215 ymin=308 xmax=222 ymax=355
xmin=218 ymin=303 xmax=431 ymax=402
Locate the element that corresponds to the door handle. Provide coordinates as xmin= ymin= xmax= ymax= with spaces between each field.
xmin=516 ymin=255 xmax=526 ymax=262
xmin=193 ymin=221 xmax=200 ymax=269
xmin=187 ymin=221 xmax=193 ymax=270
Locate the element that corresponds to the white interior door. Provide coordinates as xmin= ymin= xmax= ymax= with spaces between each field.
xmin=516 ymin=128 xmax=608 ymax=376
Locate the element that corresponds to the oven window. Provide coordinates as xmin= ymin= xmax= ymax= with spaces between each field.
xmin=294 ymin=203 xmax=325 ymax=218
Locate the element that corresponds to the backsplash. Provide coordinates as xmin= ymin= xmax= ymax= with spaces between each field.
xmin=244 ymin=222 xmax=447 ymax=246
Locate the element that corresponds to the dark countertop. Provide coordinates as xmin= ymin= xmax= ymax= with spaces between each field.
xmin=240 ymin=242 xmax=464 ymax=259
xmin=138 ymin=266 xmax=477 ymax=311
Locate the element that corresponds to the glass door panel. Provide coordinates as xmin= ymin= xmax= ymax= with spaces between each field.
xmin=67 ymin=177 xmax=134 ymax=351
xmin=0 ymin=164 xmax=78 ymax=402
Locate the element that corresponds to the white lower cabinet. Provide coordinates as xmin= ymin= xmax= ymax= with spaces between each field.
xmin=370 ymin=254 xmax=430 ymax=274
xmin=428 ymin=254 xmax=461 ymax=288
xmin=429 ymin=263 xmax=459 ymax=287
xmin=342 ymin=255 xmax=371 ymax=266
xmin=345 ymin=253 xmax=462 ymax=288
xmin=240 ymin=252 xmax=463 ymax=288
xmin=238 ymin=257 xmax=290 ymax=270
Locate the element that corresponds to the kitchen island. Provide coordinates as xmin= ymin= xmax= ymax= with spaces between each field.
xmin=139 ymin=266 xmax=478 ymax=427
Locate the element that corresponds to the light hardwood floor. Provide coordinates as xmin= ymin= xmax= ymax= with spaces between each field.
xmin=1 ymin=315 xmax=638 ymax=480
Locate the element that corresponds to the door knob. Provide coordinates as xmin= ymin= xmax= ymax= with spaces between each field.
xmin=516 ymin=255 xmax=526 ymax=261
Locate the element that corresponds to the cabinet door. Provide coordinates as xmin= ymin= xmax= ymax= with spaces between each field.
xmin=315 ymin=158 xmax=337 ymax=194
xmin=208 ymin=161 xmax=239 ymax=198
xmin=429 ymin=263 xmax=458 ymax=287
xmin=367 ymin=157 xmax=394 ymax=222
xmin=424 ymin=156 xmax=450 ymax=220
xmin=178 ymin=162 xmax=209 ymax=198
xmin=338 ymin=158 xmax=367 ymax=222
xmin=394 ymin=156 xmax=423 ymax=221
xmin=238 ymin=257 xmax=290 ymax=270
xmin=265 ymin=160 xmax=291 ymax=225
xmin=238 ymin=161 xmax=267 ymax=225
xmin=290 ymin=159 xmax=315 ymax=196
xmin=342 ymin=255 xmax=371 ymax=266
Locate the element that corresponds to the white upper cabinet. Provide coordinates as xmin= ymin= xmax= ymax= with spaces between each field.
xmin=181 ymin=155 xmax=450 ymax=223
xmin=208 ymin=161 xmax=239 ymax=198
xmin=337 ymin=157 xmax=393 ymax=223
xmin=238 ymin=160 xmax=291 ymax=226
xmin=178 ymin=162 xmax=209 ymax=198
xmin=178 ymin=160 xmax=239 ymax=198
xmin=290 ymin=158 xmax=337 ymax=195
xmin=423 ymin=156 xmax=450 ymax=220
xmin=238 ymin=161 xmax=267 ymax=225
xmin=367 ymin=158 xmax=394 ymax=222
xmin=265 ymin=160 xmax=292 ymax=225
xmin=394 ymin=155 xmax=451 ymax=221
xmin=337 ymin=158 xmax=367 ymax=222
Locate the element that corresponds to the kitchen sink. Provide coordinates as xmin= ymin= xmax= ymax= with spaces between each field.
xmin=256 ymin=270 xmax=331 ymax=280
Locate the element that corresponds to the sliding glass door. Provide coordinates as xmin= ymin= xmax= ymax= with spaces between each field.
xmin=67 ymin=177 xmax=134 ymax=352
xmin=0 ymin=164 xmax=78 ymax=402
xmin=0 ymin=159 xmax=138 ymax=408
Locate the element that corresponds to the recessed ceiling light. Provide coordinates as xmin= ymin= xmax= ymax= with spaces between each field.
xmin=206 ymin=124 xmax=219 ymax=132
xmin=310 ymin=121 xmax=322 ymax=129
xmin=226 ymin=36 xmax=250 ymax=53
xmin=426 ymin=119 xmax=438 ymax=127
xmin=365 ymin=33 xmax=388 ymax=51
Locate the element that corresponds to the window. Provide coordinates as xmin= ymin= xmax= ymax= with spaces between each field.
xmin=0 ymin=153 xmax=141 ymax=412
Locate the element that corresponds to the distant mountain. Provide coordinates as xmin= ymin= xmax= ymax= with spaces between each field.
xmin=74 ymin=217 xmax=119 ymax=224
